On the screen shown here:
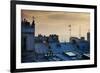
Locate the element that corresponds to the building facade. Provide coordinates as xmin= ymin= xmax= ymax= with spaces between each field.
xmin=21 ymin=19 xmax=35 ymax=51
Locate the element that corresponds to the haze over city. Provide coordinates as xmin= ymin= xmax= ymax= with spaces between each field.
xmin=21 ymin=10 xmax=90 ymax=42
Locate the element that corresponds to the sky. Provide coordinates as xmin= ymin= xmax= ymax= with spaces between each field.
xmin=21 ymin=10 xmax=90 ymax=42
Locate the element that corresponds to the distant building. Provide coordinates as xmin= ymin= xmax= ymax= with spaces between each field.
xmin=70 ymin=37 xmax=80 ymax=44
xmin=80 ymin=37 xmax=85 ymax=41
xmin=87 ymin=32 xmax=90 ymax=42
xmin=34 ymin=34 xmax=59 ymax=43
xmin=70 ymin=37 xmax=90 ymax=53
xmin=48 ymin=34 xmax=59 ymax=43
xmin=21 ymin=18 xmax=35 ymax=51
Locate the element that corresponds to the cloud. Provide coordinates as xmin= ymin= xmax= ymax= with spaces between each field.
xmin=47 ymin=12 xmax=90 ymax=22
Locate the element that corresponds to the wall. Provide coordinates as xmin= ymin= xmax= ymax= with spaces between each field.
xmin=0 ymin=0 xmax=99 ymax=73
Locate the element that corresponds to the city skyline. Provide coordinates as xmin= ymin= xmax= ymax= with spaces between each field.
xmin=21 ymin=10 xmax=90 ymax=42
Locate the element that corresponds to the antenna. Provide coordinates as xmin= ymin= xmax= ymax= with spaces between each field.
xmin=65 ymin=24 xmax=67 ymax=42
xmin=68 ymin=24 xmax=71 ymax=41
xmin=32 ymin=16 xmax=35 ymax=19
xmin=79 ymin=24 xmax=81 ymax=38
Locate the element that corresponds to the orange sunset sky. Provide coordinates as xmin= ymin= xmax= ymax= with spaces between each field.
xmin=21 ymin=10 xmax=90 ymax=42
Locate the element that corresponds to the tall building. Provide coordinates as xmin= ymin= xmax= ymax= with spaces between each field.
xmin=21 ymin=18 xmax=35 ymax=51
xmin=87 ymin=32 xmax=90 ymax=42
